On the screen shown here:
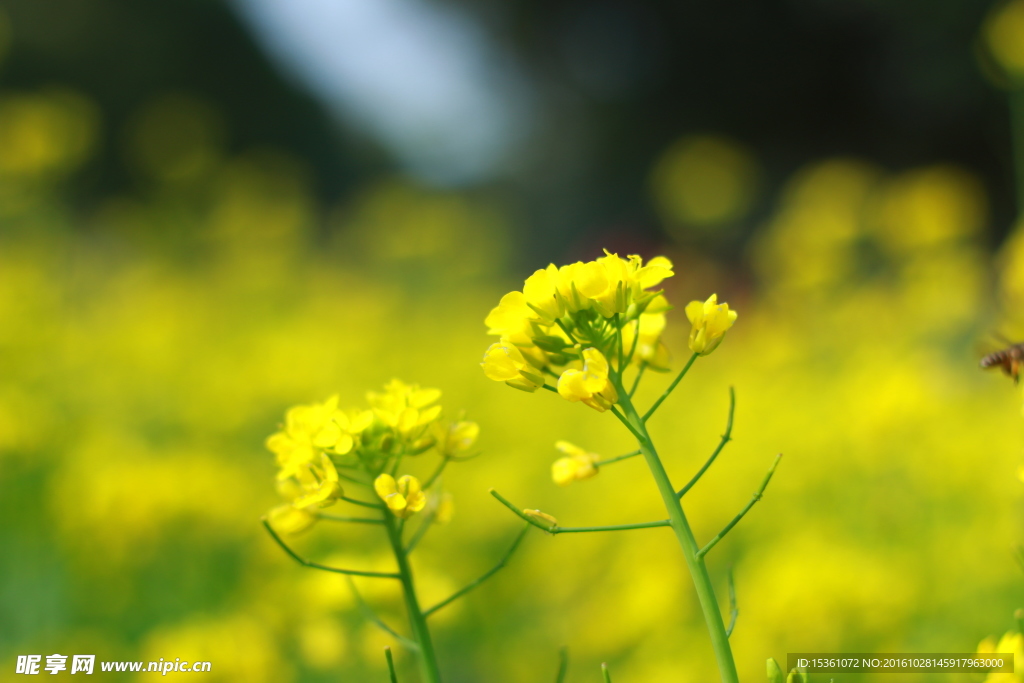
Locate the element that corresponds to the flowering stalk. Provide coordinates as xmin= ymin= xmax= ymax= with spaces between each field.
xmin=262 ymin=381 xmax=527 ymax=683
xmin=481 ymin=251 xmax=781 ymax=683
xmin=610 ymin=370 xmax=740 ymax=683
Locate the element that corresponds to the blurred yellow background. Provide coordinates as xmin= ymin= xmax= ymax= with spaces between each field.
xmin=4 ymin=2 xmax=1024 ymax=682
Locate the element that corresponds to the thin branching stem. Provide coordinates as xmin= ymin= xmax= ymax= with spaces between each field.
xmin=696 ymin=454 xmax=782 ymax=559
xmin=602 ymin=662 xmax=613 ymax=683
xmin=383 ymin=513 xmax=443 ymax=683
xmin=404 ymin=510 xmax=437 ymax=554
xmin=555 ymin=318 xmax=580 ymax=345
xmin=609 ymin=405 xmax=645 ymax=441
xmin=341 ymin=495 xmax=386 ymax=510
xmin=347 ymin=577 xmax=420 ymax=651
xmin=628 ymin=362 xmax=647 ymax=398
xmin=555 ymin=647 xmax=569 ymax=683
xmin=677 ymin=387 xmax=735 ymax=499
xmin=424 ymin=523 xmax=530 ymax=617
xmin=642 ymin=352 xmax=698 ymax=423
xmin=594 ymin=449 xmax=642 ymax=467
xmin=489 ymin=490 xmax=670 ymax=534
xmin=423 ymin=457 xmax=450 ymax=489
xmin=336 ymin=471 xmax=373 ymax=487
xmin=615 ymin=314 xmax=624 ymax=370
xmin=725 ymin=567 xmax=738 ymax=638
xmin=261 ymin=519 xmax=400 ymax=579
xmin=611 ymin=376 xmax=739 ymax=683
xmin=317 ymin=513 xmax=385 ymax=525
xmin=542 ymin=384 xmax=559 ymax=394
xmin=385 ymin=647 xmax=399 ymax=683
xmin=625 ymin=318 xmax=641 ymax=366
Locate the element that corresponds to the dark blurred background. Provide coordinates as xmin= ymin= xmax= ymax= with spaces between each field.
xmin=0 ymin=0 xmax=1015 ymax=259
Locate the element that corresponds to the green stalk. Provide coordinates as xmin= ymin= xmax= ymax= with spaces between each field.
xmin=611 ymin=375 xmax=740 ymax=683
xmin=384 ymin=514 xmax=443 ymax=683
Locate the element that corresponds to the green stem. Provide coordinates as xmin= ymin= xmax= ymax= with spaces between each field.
xmin=385 ymin=647 xmax=399 ymax=683
xmin=555 ymin=647 xmax=569 ymax=683
xmin=642 ymin=353 xmax=699 ymax=423
xmin=404 ymin=510 xmax=436 ymax=554
xmin=423 ymin=522 xmax=530 ymax=617
xmin=384 ymin=513 xmax=443 ymax=683
xmin=316 ymin=513 xmax=385 ymax=525
xmin=602 ymin=662 xmax=613 ymax=683
xmin=611 ymin=379 xmax=739 ymax=683
xmin=725 ymin=567 xmax=738 ymax=638
xmin=677 ymin=387 xmax=735 ymax=499
xmin=628 ymin=362 xmax=647 ymax=398
xmin=261 ymin=520 xmax=400 ymax=579
xmin=489 ymin=490 xmax=670 ymax=534
xmin=697 ymin=454 xmax=782 ymax=559
xmin=594 ymin=449 xmax=641 ymax=467
xmin=341 ymin=495 xmax=386 ymax=510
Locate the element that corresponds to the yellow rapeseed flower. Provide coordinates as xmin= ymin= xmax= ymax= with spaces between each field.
xmin=440 ymin=420 xmax=479 ymax=456
xmin=978 ymin=631 xmax=1024 ymax=683
xmin=267 ymin=504 xmax=318 ymax=535
xmin=374 ymin=473 xmax=427 ymax=518
xmin=621 ymin=309 xmax=671 ymax=370
xmin=367 ymin=379 xmax=443 ymax=438
xmin=484 ymin=291 xmax=538 ymax=344
xmin=685 ymin=293 xmax=738 ymax=356
xmin=551 ymin=440 xmax=600 ymax=486
xmin=481 ymin=338 xmax=545 ymax=392
xmin=557 ymin=347 xmax=619 ymax=412
xmin=267 ymin=396 xmax=371 ymax=480
xmin=292 ymin=453 xmax=343 ymax=509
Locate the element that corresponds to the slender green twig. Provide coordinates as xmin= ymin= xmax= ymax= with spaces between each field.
xmin=261 ymin=519 xmax=400 ymax=579
xmin=424 ymin=523 xmax=530 ymax=617
xmin=346 ymin=577 xmax=420 ymax=652
xmin=725 ymin=567 xmax=738 ymax=638
xmin=642 ymin=352 xmax=698 ymax=423
xmin=542 ymin=384 xmax=559 ymax=394
xmin=611 ymin=376 xmax=740 ymax=683
xmin=317 ymin=513 xmax=385 ymax=525
xmin=555 ymin=647 xmax=568 ymax=683
xmin=628 ymin=361 xmax=647 ymax=398
xmin=614 ymin=314 xmax=623 ymax=369
xmin=341 ymin=495 xmax=386 ymax=510
xmin=383 ymin=514 xmax=443 ymax=683
xmin=336 ymin=471 xmax=373 ymax=487
xmin=385 ymin=647 xmax=399 ymax=683
xmin=404 ymin=510 xmax=437 ymax=554
xmin=594 ymin=449 xmax=641 ymax=467
xmin=490 ymin=490 xmax=670 ymax=534
xmin=609 ymin=406 xmax=645 ymax=442
xmin=677 ymin=387 xmax=735 ymax=499
xmin=555 ymin=318 xmax=580 ymax=345
xmin=423 ymin=457 xmax=449 ymax=489
xmin=625 ymin=319 xmax=641 ymax=366
xmin=602 ymin=662 xmax=613 ymax=683
xmin=696 ymin=454 xmax=782 ymax=559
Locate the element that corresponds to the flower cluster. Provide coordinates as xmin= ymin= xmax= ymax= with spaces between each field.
xmin=266 ymin=380 xmax=478 ymax=533
xmin=481 ymin=250 xmax=737 ymax=411
xmin=551 ymin=441 xmax=600 ymax=486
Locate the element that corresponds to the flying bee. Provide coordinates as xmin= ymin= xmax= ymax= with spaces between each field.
xmin=980 ymin=338 xmax=1024 ymax=384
